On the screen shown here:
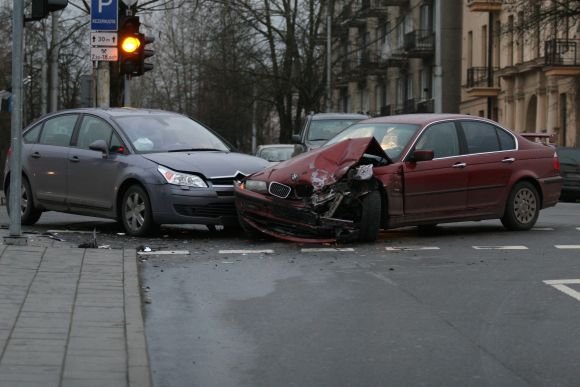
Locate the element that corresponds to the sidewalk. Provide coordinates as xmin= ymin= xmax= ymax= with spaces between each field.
xmin=0 ymin=232 xmax=152 ymax=386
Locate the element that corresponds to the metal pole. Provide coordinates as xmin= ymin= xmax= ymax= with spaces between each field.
xmin=6 ymin=0 xmax=26 ymax=244
xmin=124 ymin=76 xmax=131 ymax=106
xmin=96 ymin=61 xmax=110 ymax=107
xmin=251 ymin=81 xmax=257 ymax=154
xmin=326 ymin=14 xmax=332 ymax=112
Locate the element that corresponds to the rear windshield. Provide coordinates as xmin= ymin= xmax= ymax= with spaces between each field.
xmin=307 ymin=119 xmax=363 ymax=141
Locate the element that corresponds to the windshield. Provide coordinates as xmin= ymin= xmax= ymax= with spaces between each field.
xmin=258 ymin=146 xmax=295 ymax=162
xmin=114 ymin=114 xmax=230 ymax=153
xmin=325 ymin=123 xmax=420 ymax=160
xmin=307 ymin=119 xmax=362 ymax=142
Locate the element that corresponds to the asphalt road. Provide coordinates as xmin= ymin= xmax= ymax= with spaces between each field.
xmin=2 ymin=203 xmax=580 ymax=386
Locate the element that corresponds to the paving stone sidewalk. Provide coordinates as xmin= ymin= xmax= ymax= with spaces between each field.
xmin=0 ymin=242 xmax=152 ymax=387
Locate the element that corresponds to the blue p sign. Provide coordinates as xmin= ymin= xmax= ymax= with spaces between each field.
xmin=90 ymin=0 xmax=118 ymax=31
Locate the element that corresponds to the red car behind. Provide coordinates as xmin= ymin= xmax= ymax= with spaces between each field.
xmin=235 ymin=114 xmax=563 ymax=243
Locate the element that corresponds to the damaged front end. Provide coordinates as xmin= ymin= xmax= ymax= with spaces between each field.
xmin=235 ymin=137 xmax=391 ymax=243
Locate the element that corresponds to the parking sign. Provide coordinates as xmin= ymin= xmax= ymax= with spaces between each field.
xmin=91 ymin=0 xmax=118 ymax=31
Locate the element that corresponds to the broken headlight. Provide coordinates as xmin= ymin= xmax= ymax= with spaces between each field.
xmin=243 ymin=180 xmax=268 ymax=194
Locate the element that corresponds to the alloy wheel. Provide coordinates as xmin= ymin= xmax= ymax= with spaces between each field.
xmin=124 ymin=191 xmax=146 ymax=232
xmin=513 ymin=187 xmax=537 ymax=224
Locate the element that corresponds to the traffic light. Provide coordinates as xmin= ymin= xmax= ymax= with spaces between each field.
xmin=118 ymin=16 xmax=155 ymax=77
xmin=31 ymin=0 xmax=68 ymax=19
xmin=118 ymin=16 xmax=141 ymax=76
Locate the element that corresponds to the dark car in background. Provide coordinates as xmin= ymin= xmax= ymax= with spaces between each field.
xmin=3 ymin=108 xmax=269 ymax=236
xmin=557 ymin=146 xmax=580 ymax=202
xmin=236 ymin=114 xmax=563 ymax=243
xmin=291 ymin=112 xmax=368 ymax=155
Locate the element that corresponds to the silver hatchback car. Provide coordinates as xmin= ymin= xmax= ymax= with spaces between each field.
xmin=3 ymin=108 xmax=269 ymax=236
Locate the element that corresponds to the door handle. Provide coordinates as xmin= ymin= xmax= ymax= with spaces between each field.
xmin=69 ymin=156 xmax=80 ymax=163
xmin=452 ymin=162 xmax=467 ymax=168
xmin=31 ymin=152 xmax=41 ymax=159
xmin=502 ymin=157 xmax=515 ymax=163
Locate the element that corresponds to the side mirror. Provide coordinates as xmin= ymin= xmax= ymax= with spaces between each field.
xmin=89 ymin=139 xmax=109 ymax=156
xmin=411 ymin=149 xmax=434 ymax=162
xmin=292 ymin=134 xmax=301 ymax=143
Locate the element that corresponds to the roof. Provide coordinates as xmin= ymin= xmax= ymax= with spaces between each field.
xmin=364 ymin=113 xmax=491 ymax=126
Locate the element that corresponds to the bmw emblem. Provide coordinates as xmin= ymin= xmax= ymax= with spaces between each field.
xmin=291 ymin=173 xmax=299 ymax=182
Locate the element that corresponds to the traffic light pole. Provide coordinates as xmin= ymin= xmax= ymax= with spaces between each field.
xmin=124 ymin=76 xmax=131 ymax=106
xmin=95 ymin=61 xmax=110 ymax=107
xmin=5 ymin=0 xmax=26 ymax=245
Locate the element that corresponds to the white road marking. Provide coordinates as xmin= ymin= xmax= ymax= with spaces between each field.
xmin=137 ymin=250 xmax=190 ymax=255
xmin=219 ymin=249 xmax=274 ymax=254
xmin=532 ymin=227 xmax=554 ymax=231
xmin=47 ymin=229 xmax=98 ymax=234
xmin=385 ymin=246 xmax=440 ymax=251
xmin=543 ymin=279 xmax=580 ymax=302
xmin=576 ymin=227 xmax=580 ymax=231
xmin=555 ymin=245 xmax=580 ymax=249
xmin=472 ymin=246 xmax=528 ymax=250
xmin=301 ymin=248 xmax=355 ymax=252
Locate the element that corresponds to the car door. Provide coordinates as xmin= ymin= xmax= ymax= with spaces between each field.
xmin=459 ymin=120 xmax=517 ymax=214
xmin=402 ymin=121 xmax=468 ymax=222
xmin=67 ymin=115 xmax=127 ymax=212
xmin=27 ymin=114 xmax=78 ymax=209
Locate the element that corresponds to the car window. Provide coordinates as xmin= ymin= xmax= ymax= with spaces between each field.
xmin=258 ymin=147 xmax=294 ymax=162
xmin=461 ymin=121 xmax=500 ymax=154
xmin=558 ymin=148 xmax=580 ymax=166
xmin=39 ymin=115 xmax=77 ymax=146
xmin=497 ymin=127 xmax=516 ymax=150
xmin=307 ymin=119 xmax=361 ymax=141
xmin=415 ymin=122 xmax=460 ymax=158
xmin=110 ymin=132 xmax=126 ymax=154
xmin=23 ymin=123 xmax=42 ymax=143
xmin=76 ymin=116 xmax=114 ymax=150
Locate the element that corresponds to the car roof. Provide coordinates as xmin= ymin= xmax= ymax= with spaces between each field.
xmin=40 ymin=107 xmax=183 ymax=120
xmin=310 ymin=112 xmax=369 ymax=120
xmin=362 ymin=113 xmax=492 ymax=126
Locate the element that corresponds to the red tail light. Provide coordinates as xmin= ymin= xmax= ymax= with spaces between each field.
xmin=553 ymin=151 xmax=560 ymax=173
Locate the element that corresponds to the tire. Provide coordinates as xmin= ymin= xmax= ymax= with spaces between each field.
xmin=501 ymin=181 xmax=540 ymax=231
xmin=6 ymin=178 xmax=42 ymax=225
xmin=358 ymin=190 xmax=382 ymax=242
xmin=121 ymin=185 xmax=156 ymax=237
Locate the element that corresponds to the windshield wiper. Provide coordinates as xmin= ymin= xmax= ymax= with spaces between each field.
xmin=168 ymin=148 xmax=224 ymax=152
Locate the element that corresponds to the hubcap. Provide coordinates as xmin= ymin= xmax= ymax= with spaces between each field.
xmin=20 ymin=184 xmax=28 ymax=215
xmin=124 ymin=192 xmax=146 ymax=231
xmin=513 ymin=187 xmax=536 ymax=224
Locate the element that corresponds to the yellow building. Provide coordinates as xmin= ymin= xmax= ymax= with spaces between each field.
xmin=461 ymin=0 xmax=580 ymax=146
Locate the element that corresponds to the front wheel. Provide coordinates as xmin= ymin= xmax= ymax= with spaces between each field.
xmin=358 ymin=190 xmax=382 ymax=242
xmin=501 ymin=181 xmax=539 ymax=231
xmin=121 ymin=185 xmax=156 ymax=236
xmin=6 ymin=178 xmax=42 ymax=225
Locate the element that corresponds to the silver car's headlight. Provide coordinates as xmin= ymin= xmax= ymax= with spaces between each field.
xmin=244 ymin=179 xmax=268 ymax=193
xmin=157 ymin=166 xmax=208 ymax=188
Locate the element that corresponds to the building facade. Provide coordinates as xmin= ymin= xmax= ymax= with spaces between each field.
xmin=461 ymin=0 xmax=580 ymax=146
xmin=330 ymin=0 xmax=463 ymax=116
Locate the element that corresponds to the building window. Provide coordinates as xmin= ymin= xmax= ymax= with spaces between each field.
xmin=467 ymin=31 xmax=473 ymax=69
xmin=482 ymin=25 xmax=488 ymax=67
xmin=508 ymin=15 xmax=514 ymax=66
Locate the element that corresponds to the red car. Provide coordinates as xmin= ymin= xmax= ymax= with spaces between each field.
xmin=235 ymin=114 xmax=563 ymax=243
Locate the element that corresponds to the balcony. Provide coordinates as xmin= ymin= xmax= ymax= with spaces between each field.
xmin=467 ymin=0 xmax=503 ymax=12
xmin=544 ymin=39 xmax=580 ymax=77
xmin=466 ymin=67 xmax=500 ymax=97
xmin=404 ymin=30 xmax=435 ymax=58
xmin=338 ymin=4 xmax=366 ymax=27
xmin=416 ymin=99 xmax=435 ymax=113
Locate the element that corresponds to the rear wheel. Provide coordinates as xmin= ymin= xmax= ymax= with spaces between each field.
xmin=501 ymin=181 xmax=539 ymax=231
xmin=121 ymin=185 xmax=156 ymax=236
xmin=6 ymin=178 xmax=42 ymax=225
xmin=358 ymin=190 xmax=381 ymax=242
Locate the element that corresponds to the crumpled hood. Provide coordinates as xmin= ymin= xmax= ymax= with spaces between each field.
xmin=143 ymin=151 xmax=269 ymax=178
xmin=249 ymin=137 xmax=389 ymax=186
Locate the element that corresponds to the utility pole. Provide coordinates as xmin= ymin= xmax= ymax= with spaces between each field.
xmin=5 ymin=0 xmax=26 ymax=245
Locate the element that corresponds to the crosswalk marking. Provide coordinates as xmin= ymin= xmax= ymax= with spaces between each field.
xmin=472 ymin=246 xmax=528 ymax=250
xmin=532 ymin=227 xmax=554 ymax=231
xmin=555 ymin=245 xmax=580 ymax=249
xmin=219 ymin=249 xmax=274 ymax=254
xmin=138 ymin=250 xmax=190 ymax=255
xmin=301 ymin=248 xmax=354 ymax=252
xmin=544 ymin=279 xmax=580 ymax=302
xmin=385 ymin=246 xmax=440 ymax=251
